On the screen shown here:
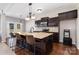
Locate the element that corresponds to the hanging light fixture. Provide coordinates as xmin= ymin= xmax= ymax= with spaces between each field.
xmin=25 ymin=3 xmax=35 ymax=20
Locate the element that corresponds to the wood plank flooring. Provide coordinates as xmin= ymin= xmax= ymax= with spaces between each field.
xmin=0 ymin=43 xmax=15 ymax=55
xmin=15 ymin=43 xmax=79 ymax=55
xmin=50 ymin=43 xmax=78 ymax=55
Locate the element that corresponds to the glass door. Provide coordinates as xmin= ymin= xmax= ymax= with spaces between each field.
xmin=9 ymin=23 xmax=15 ymax=33
xmin=7 ymin=22 xmax=22 ymax=37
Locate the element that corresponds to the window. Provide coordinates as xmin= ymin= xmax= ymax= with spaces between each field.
xmin=17 ymin=24 xmax=20 ymax=29
xmin=9 ymin=23 xmax=14 ymax=29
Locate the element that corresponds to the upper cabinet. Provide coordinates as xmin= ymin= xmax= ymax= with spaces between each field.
xmin=48 ymin=17 xmax=59 ymax=27
xmin=35 ymin=9 xmax=77 ymax=27
xmin=35 ymin=17 xmax=59 ymax=27
xmin=58 ymin=10 xmax=77 ymax=20
xmin=35 ymin=20 xmax=41 ymax=27
xmin=41 ymin=17 xmax=49 ymax=22
xmin=35 ymin=17 xmax=49 ymax=27
xmin=40 ymin=17 xmax=49 ymax=27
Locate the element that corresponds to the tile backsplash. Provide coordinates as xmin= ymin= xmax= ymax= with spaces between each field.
xmin=35 ymin=27 xmax=58 ymax=32
xmin=48 ymin=27 xmax=58 ymax=32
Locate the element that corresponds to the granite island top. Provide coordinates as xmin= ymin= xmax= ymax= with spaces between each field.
xmin=14 ymin=32 xmax=53 ymax=39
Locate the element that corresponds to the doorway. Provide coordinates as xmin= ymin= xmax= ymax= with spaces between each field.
xmin=7 ymin=22 xmax=22 ymax=37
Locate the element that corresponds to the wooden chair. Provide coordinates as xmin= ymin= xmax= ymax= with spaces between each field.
xmin=26 ymin=35 xmax=35 ymax=45
xmin=25 ymin=35 xmax=35 ymax=54
xmin=15 ymin=33 xmax=24 ymax=48
xmin=26 ymin=35 xmax=41 ymax=54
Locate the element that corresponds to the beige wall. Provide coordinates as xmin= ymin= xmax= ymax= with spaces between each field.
xmin=0 ymin=15 xmax=26 ymax=42
xmin=76 ymin=4 xmax=79 ymax=49
xmin=59 ymin=19 xmax=76 ymax=44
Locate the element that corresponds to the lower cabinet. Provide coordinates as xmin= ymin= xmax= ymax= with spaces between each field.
xmin=35 ymin=35 xmax=53 ymax=55
xmin=53 ymin=32 xmax=59 ymax=43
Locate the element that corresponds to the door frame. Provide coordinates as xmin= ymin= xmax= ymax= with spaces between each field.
xmin=7 ymin=22 xmax=22 ymax=37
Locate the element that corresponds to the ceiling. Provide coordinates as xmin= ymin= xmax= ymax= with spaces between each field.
xmin=0 ymin=3 xmax=78 ymax=19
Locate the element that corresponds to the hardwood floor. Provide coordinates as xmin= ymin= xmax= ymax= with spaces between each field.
xmin=15 ymin=47 xmax=33 ymax=55
xmin=15 ymin=43 xmax=79 ymax=55
xmin=50 ymin=43 xmax=78 ymax=55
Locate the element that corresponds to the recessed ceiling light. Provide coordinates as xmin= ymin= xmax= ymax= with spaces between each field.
xmin=36 ymin=8 xmax=42 ymax=13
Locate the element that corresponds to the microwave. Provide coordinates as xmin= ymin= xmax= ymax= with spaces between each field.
xmin=40 ymin=22 xmax=47 ymax=27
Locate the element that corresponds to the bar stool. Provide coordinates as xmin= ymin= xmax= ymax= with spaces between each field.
xmin=63 ymin=29 xmax=72 ymax=46
xmin=25 ymin=35 xmax=43 ymax=55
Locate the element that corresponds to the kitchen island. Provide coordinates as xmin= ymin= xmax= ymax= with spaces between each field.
xmin=15 ymin=32 xmax=53 ymax=39
xmin=14 ymin=32 xmax=53 ymax=54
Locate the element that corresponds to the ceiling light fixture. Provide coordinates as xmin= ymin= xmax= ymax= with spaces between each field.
xmin=25 ymin=3 xmax=35 ymax=20
xmin=36 ymin=8 xmax=42 ymax=13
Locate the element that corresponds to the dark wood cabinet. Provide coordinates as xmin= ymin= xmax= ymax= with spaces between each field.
xmin=58 ymin=10 xmax=77 ymax=20
xmin=35 ymin=20 xmax=41 ymax=27
xmin=34 ymin=34 xmax=53 ymax=55
xmin=35 ymin=17 xmax=59 ymax=27
xmin=53 ymin=32 xmax=59 ymax=43
xmin=35 ymin=10 xmax=77 ymax=27
xmin=35 ymin=17 xmax=49 ymax=27
xmin=40 ymin=17 xmax=49 ymax=27
xmin=35 ymin=20 xmax=41 ymax=24
xmin=48 ymin=17 xmax=59 ymax=27
xmin=41 ymin=17 xmax=49 ymax=22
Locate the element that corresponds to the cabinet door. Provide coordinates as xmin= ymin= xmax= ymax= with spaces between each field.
xmin=35 ymin=20 xmax=41 ymax=27
xmin=58 ymin=13 xmax=67 ymax=20
xmin=53 ymin=33 xmax=59 ymax=42
xmin=48 ymin=17 xmax=59 ymax=27
xmin=41 ymin=17 xmax=49 ymax=22
xmin=58 ymin=10 xmax=77 ymax=20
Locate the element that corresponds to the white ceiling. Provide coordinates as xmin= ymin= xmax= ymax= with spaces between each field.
xmin=0 ymin=3 xmax=78 ymax=19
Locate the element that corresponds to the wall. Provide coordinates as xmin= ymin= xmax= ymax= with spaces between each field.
xmin=0 ymin=15 xmax=1 ymax=31
xmin=76 ymin=4 xmax=79 ymax=49
xmin=59 ymin=19 xmax=76 ymax=44
xmin=0 ymin=14 xmax=6 ymax=42
xmin=6 ymin=16 xmax=26 ymax=32
xmin=26 ymin=20 xmax=35 ymax=32
xmin=0 ymin=15 xmax=26 ymax=42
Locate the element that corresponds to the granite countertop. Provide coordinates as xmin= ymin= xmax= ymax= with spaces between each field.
xmin=15 ymin=32 xmax=53 ymax=39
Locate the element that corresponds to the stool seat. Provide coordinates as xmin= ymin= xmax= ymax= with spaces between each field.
xmin=63 ymin=29 xmax=72 ymax=46
xmin=63 ymin=37 xmax=72 ymax=46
